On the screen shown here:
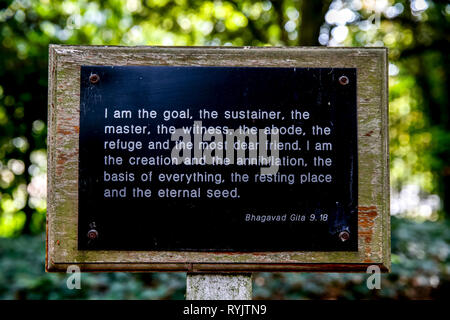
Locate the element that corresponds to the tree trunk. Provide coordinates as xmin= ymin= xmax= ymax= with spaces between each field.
xmin=298 ymin=0 xmax=331 ymax=46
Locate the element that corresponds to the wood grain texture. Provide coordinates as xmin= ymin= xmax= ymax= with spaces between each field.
xmin=46 ymin=45 xmax=390 ymax=272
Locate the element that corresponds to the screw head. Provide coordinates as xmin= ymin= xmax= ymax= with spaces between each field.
xmin=89 ymin=74 xmax=100 ymax=84
xmin=87 ymin=229 xmax=98 ymax=240
xmin=339 ymin=231 xmax=350 ymax=242
xmin=339 ymin=75 xmax=349 ymax=85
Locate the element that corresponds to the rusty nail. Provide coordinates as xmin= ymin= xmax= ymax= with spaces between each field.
xmin=339 ymin=75 xmax=349 ymax=85
xmin=339 ymin=231 xmax=350 ymax=242
xmin=89 ymin=74 xmax=100 ymax=84
xmin=87 ymin=229 xmax=98 ymax=240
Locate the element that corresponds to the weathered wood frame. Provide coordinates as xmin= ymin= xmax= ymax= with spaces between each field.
xmin=47 ymin=45 xmax=389 ymax=272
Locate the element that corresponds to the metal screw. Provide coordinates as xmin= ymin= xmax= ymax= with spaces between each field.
xmin=339 ymin=231 xmax=350 ymax=242
xmin=89 ymin=74 xmax=100 ymax=84
xmin=87 ymin=229 xmax=98 ymax=240
xmin=339 ymin=75 xmax=349 ymax=85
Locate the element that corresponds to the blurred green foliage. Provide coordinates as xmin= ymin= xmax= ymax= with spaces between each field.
xmin=0 ymin=0 xmax=449 ymax=299
xmin=0 ymin=234 xmax=186 ymax=299
xmin=0 ymin=217 xmax=447 ymax=299
xmin=254 ymin=217 xmax=450 ymax=299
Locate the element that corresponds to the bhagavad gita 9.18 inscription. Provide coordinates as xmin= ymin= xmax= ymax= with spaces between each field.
xmin=79 ymin=66 xmax=358 ymax=251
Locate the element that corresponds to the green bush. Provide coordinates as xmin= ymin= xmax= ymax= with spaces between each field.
xmin=1 ymin=216 xmax=448 ymax=300
xmin=252 ymin=217 xmax=450 ymax=299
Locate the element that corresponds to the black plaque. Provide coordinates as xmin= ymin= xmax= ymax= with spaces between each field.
xmin=79 ymin=66 xmax=358 ymax=251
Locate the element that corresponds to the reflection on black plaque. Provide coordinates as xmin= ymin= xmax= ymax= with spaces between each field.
xmin=78 ymin=66 xmax=358 ymax=251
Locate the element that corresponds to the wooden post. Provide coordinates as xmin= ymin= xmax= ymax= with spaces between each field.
xmin=186 ymin=274 xmax=252 ymax=300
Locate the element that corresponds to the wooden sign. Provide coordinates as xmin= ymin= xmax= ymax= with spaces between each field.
xmin=46 ymin=46 xmax=390 ymax=272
